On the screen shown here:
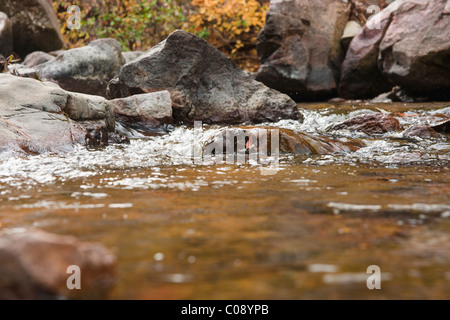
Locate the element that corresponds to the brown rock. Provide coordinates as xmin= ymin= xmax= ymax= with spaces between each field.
xmin=256 ymin=0 xmax=349 ymax=100
xmin=0 ymin=230 xmax=116 ymax=299
xmin=331 ymin=113 xmax=402 ymax=134
xmin=379 ymin=0 xmax=450 ymax=94
xmin=205 ymin=127 xmax=362 ymax=157
xmin=403 ymin=125 xmax=440 ymax=139
xmin=339 ymin=1 xmax=400 ymax=99
xmin=0 ymin=0 xmax=64 ymax=57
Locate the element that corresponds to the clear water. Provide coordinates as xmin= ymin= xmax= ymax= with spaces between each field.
xmin=0 ymin=102 xmax=449 ymax=299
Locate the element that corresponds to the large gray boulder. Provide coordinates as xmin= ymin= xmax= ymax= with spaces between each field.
xmin=0 ymin=74 xmax=116 ymax=155
xmin=255 ymin=0 xmax=349 ymax=100
xmin=340 ymin=0 xmax=450 ymax=99
xmin=107 ymin=30 xmax=300 ymax=125
xmin=37 ymin=39 xmax=126 ymax=97
xmin=0 ymin=0 xmax=64 ymax=57
xmin=0 ymin=11 xmax=12 ymax=57
xmin=0 ymin=229 xmax=116 ymax=299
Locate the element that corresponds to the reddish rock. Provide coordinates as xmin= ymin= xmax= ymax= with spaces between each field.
xmin=379 ymin=0 xmax=450 ymax=94
xmin=340 ymin=0 xmax=450 ymax=99
xmin=205 ymin=127 xmax=362 ymax=157
xmin=403 ymin=125 xmax=440 ymax=139
xmin=339 ymin=2 xmax=401 ymax=99
xmin=331 ymin=113 xmax=402 ymax=134
xmin=0 ymin=230 xmax=116 ymax=299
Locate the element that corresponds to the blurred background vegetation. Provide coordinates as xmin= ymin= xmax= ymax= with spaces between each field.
xmin=53 ymin=0 xmax=268 ymax=71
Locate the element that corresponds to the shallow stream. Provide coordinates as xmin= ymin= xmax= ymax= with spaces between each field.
xmin=1 ymin=102 xmax=449 ymax=299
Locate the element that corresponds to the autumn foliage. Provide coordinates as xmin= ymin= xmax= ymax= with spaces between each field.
xmin=53 ymin=0 xmax=268 ymax=71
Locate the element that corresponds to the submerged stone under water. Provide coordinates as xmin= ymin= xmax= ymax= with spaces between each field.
xmin=0 ymin=102 xmax=449 ymax=299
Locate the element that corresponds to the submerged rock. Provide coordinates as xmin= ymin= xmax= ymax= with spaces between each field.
xmin=330 ymin=113 xmax=402 ymax=134
xmin=107 ymin=30 xmax=300 ymax=125
xmin=204 ymin=127 xmax=362 ymax=157
xmin=111 ymin=91 xmax=173 ymax=129
xmin=403 ymin=125 xmax=440 ymax=139
xmin=255 ymin=0 xmax=349 ymax=100
xmin=0 ymin=11 xmax=12 ymax=57
xmin=0 ymin=0 xmax=64 ymax=57
xmin=37 ymin=39 xmax=125 ymax=97
xmin=0 ymin=74 xmax=116 ymax=155
xmin=0 ymin=229 xmax=116 ymax=299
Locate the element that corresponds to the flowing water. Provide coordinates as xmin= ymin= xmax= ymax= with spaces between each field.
xmin=0 ymin=102 xmax=449 ymax=299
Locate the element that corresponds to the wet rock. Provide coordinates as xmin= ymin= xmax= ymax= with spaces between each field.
xmin=111 ymin=91 xmax=173 ymax=129
xmin=0 ymin=11 xmax=12 ymax=57
xmin=23 ymin=51 xmax=55 ymax=68
xmin=204 ymin=127 xmax=362 ymax=157
xmin=330 ymin=113 xmax=402 ymax=134
xmin=0 ymin=0 xmax=64 ymax=57
xmin=37 ymin=39 xmax=126 ymax=97
xmin=255 ymin=0 xmax=349 ymax=100
xmin=431 ymin=120 xmax=450 ymax=134
xmin=122 ymin=51 xmax=145 ymax=64
xmin=0 ymin=229 xmax=116 ymax=299
xmin=107 ymin=30 xmax=300 ymax=125
xmin=403 ymin=125 xmax=440 ymax=139
xmin=0 ymin=74 xmax=116 ymax=155
xmin=340 ymin=0 xmax=450 ymax=99
xmin=377 ymin=151 xmax=432 ymax=164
